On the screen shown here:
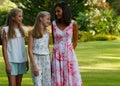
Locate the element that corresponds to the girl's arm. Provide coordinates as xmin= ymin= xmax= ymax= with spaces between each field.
xmin=28 ymin=31 xmax=39 ymax=76
xmin=2 ymin=31 xmax=11 ymax=73
xmin=73 ymin=21 xmax=78 ymax=49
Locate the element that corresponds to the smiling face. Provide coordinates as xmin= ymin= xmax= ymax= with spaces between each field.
xmin=40 ymin=15 xmax=50 ymax=27
xmin=55 ymin=6 xmax=63 ymax=19
xmin=13 ymin=12 xmax=23 ymax=24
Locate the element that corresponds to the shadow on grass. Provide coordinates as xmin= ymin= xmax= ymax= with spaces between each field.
xmin=81 ymin=69 xmax=120 ymax=86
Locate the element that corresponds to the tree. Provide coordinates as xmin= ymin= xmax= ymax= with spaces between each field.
xmin=76 ymin=0 xmax=120 ymax=35
xmin=107 ymin=0 xmax=120 ymax=15
xmin=10 ymin=0 xmax=83 ymax=25
xmin=0 ymin=0 xmax=17 ymax=26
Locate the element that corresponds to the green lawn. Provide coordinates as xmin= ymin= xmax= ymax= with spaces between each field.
xmin=0 ymin=40 xmax=120 ymax=86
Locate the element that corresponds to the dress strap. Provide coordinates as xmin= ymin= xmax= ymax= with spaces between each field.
xmin=52 ymin=21 xmax=56 ymax=26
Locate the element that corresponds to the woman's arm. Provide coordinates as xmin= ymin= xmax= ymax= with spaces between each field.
xmin=73 ymin=21 xmax=78 ymax=49
xmin=2 ymin=31 xmax=11 ymax=73
xmin=28 ymin=31 xmax=39 ymax=76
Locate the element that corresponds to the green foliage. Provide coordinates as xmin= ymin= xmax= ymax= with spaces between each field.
xmin=92 ymin=34 xmax=118 ymax=41
xmin=76 ymin=12 xmax=89 ymax=31
xmin=0 ymin=11 xmax=7 ymax=26
xmin=10 ymin=0 xmax=83 ymax=25
xmin=78 ymin=31 xmax=119 ymax=42
xmin=76 ymin=0 xmax=120 ymax=35
xmin=107 ymin=0 xmax=120 ymax=15
xmin=78 ymin=31 xmax=93 ymax=42
xmin=1 ymin=40 xmax=120 ymax=86
xmin=0 ymin=0 xmax=17 ymax=26
xmin=11 ymin=0 xmax=54 ymax=25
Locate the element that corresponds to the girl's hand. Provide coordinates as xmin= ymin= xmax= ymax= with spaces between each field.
xmin=6 ymin=64 xmax=11 ymax=74
xmin=33 ymin=65 xmax=39 ymax=76
xmin=26 ymin=61 xmax=29 ymax=71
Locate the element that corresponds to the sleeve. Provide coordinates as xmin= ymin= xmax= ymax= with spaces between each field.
xmin=2 ymin=27 xmax=8 ymax=33
xmin=1 ymin=26 xmax=8 ymax=38
xmin=22 ymin=26 xmax=27 ymax=34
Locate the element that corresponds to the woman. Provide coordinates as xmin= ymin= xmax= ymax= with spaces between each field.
xmin=51 ymin=1 xmax=83 ymax=86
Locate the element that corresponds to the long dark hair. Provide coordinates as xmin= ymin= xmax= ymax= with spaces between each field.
xmin=55 ymin=1 xmax=71 ymax=26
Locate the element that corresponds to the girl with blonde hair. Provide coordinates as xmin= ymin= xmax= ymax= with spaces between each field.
xmin=28 ymin=11 xmax=51 ymax=86
xmin=2 ymin=8 xmax=29 ymax=86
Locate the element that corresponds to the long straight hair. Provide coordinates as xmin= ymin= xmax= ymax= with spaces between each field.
xmin=6 ymin=8 xmax=25 ymax=38
xmin=55 ymin=1 xmax=72 ymax=26
xmin=32 ymin=11 xmax=50 ymax=38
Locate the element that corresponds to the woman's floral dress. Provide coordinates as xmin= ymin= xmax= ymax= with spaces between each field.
xmin=51 ymin=20 xmax=83 ymax=86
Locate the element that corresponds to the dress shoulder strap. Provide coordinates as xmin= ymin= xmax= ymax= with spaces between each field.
xmin=52 ymin=21 xmax=56 ymax=26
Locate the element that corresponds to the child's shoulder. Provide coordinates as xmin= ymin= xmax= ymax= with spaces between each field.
xmin=2 ymin=26 xmax=9 ymax=33
xmin=22 ymin=26 xmax=27 ymax=32
xmin=2 ymin=26 xmax=8 ymax=29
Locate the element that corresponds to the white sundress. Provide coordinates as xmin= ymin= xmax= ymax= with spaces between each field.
xmin=51 ymin=20 xmax=83 ymax=86
xmin=31 ymin=33 xmax=51 ymax=86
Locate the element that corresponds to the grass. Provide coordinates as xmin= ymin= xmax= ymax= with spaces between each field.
xmin=0 ymin=40 xmax=120 ymax=86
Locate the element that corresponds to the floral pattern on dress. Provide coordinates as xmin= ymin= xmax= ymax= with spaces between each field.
xmin=51 ymin=20 xmax=83 ymax=86
xmin=31 ymin=54 xmax=51 ymax=86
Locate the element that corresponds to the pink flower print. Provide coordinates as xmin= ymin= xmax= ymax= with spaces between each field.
xmin=56 ymin=52 xmax=64 ymax=61
xmin=53 ymin=47 xmax=59 ymax=53
xmin=68 ymin=44 xmax=73 ymax=50
xmin=67 ymin=60 xmax=74 ymax=74
xmin=60 ymin=68 xmax=64 ymax=77
xmin=65 ymin=27 xmax=72 ymax=37
xmin=56 ymin=82 xmax=60 ymax=86
xmin=65 ymin=44 xmax=74 ymax=55
xmin=56 ymin=34 xmax=62 ymax=42
xmin=71 ymin=70 xmax=76 ymax=77
xmin=52 ymin=47 xmax=60 ymax=60
xmin=53 ymin=27 xmax=56 ymax=32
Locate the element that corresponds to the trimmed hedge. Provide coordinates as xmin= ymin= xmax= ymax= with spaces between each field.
xmin=78 ymin=31 xmax=119 ymax=42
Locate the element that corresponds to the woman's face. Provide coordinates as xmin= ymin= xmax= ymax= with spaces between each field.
xmin=55 ymin=6 xmax=63 ymax=19
xmin=13 ymin=12 xmax=23 ymax=24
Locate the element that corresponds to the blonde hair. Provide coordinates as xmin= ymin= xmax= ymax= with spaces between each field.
xmin=32 ymin=11 xmax=50 ymax=38
xmin=6 ymin=8 xmax=25 ymax=38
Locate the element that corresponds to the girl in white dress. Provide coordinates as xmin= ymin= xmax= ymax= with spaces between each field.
xmin=28 ymin=11 xmax=51 ymax=86
xmin=2 ymin=8 xmax=29 ymax=86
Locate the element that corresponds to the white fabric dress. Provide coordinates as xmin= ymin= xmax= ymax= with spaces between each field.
xmin=51 ymin=20 xmax=83 ymax=86
xmin=31 ymin=33 xmax=51 ymax=86
xmin=2 ymin=26 xmax=27 ymax=63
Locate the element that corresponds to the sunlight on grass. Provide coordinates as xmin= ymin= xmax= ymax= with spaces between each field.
xmin=98 ymin=56 xmax=120 ymax=59
xmin=80 ymin=63 xmax=120 ymax=71
xmin=0 ymin=40 xmax=120 ymax=86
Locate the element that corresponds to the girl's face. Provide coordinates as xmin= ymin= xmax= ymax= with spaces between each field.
xmin=41 ymin=15 xmax=50 ymax=27
xmin=13 ymin=12 xmax=23 ymax=24
xmin=55 ymin=6 xmax=63 ymax=19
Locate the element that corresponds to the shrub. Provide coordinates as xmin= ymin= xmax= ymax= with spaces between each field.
xmin=93 ymin=34 xmax=118 ymax=41
xmin=78 ymin=31 xmax=93 ymax=42
xmin=78 ymin=31 xmax=119 ymax=42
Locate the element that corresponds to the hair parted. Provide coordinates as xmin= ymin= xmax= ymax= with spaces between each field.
xmin=6 ymin=8 xmax=25 ymax=38
xmin=32 ymin=11 xmax=50 ymax=38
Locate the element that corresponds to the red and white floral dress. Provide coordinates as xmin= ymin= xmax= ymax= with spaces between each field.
xmin=51 ymin=20 xmax=83 ymax=86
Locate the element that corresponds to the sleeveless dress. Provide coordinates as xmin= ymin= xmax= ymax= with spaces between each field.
xmin=30 ymin=33 xmax=51 ymax=86
xmin=51 ymin=20 xmax=83 ymax=86
xmin=2 ymin=26 xmax=27 ymax=63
